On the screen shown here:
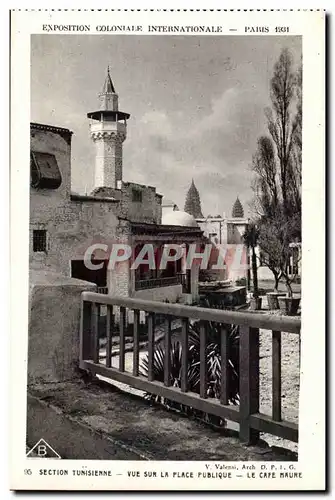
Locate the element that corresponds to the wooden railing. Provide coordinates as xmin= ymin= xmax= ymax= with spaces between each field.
xmin=97 ymin=286 xmax=108 ymax=295
xmin=79 ymin=292 xmax=300 ymax=444
xmin=135 ymin=275 xmax=184 ymax=290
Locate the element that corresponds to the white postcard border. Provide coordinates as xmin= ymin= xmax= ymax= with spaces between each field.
xmin=10 ymin=9 xmax=325 ymax=491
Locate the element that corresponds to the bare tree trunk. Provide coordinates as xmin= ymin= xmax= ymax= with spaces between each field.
xmin=284 ymin=274 xmax=293 ymax=297
xmin=252 ymin=247 xmax=259 ymax=298
xmin=247 ymin=253 xmax=251 ymax=292
xmin=273 ymin=271 xmax=280 ymax=292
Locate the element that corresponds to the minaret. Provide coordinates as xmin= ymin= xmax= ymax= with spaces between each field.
xmin=184 ymin=179 xmax=204 ymax=218
xmin=87 ymin=67 xmax=130 ymax=190
xmin=232 ymin=196 xmax=244 ymax=218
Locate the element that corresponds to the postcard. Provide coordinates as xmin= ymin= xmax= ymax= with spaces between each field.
xmin=10 ymin=9 xmax=325 ymax=491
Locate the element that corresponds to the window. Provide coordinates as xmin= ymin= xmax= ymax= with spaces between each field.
xmin=132 ymin=189 xmax=142 ymax=202
xmin=30 ymin=151 xmax=62 ymax=189
xmin=33 ymin=230 xmax=47 ymax=252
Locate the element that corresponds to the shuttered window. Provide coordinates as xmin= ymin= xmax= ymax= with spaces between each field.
xmin=30 ymin=151 xmax=62 ymax=189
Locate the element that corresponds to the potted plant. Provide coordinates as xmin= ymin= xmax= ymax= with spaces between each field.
xmin=278 ymin=272 xmax=301 ymax=316
xmin=276 ymin=241 xmax=301 ymax=315
xmin=243 ymin=223 xmax=262 ymax=311
xmin=256 ymin=224 xmax=287 ymax=310
xmin=257 ymin=213 xmax=301 ymax=314
xmin=278 ymin=295 xmax=300 ymax=315
xmin=267 ymin=290 xmax=286 ymax=310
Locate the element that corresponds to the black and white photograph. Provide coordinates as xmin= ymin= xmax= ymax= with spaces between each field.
xmin=10 ymin=9 xmax=325 ymax=491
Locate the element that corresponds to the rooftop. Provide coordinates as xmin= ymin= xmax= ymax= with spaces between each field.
xmin=30 ymin=122 xmax=73 ymax=145
xmin=30 ymin=122 xmax=73 ymax=135
xmin=70 ymin=193 xmax=118 ymax=203
xmin=162 ymin=210 xmax=200 ymax=228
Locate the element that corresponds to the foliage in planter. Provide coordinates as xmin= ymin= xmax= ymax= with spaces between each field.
xmin=278 ymin=296 xmax=301 ymax=316
xmin=235 ymin=277 xmax=247 ymax=287
xmin=199 ymin=268 xmax=216 ymax=283
xmin=140 ymin=320 xmax=240 ymax=426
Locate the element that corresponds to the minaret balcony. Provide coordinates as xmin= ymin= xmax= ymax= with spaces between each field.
xmin=90 ymin=120 xmax=127 ymax=136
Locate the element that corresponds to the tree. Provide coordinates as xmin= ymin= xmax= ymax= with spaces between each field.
xmin=250 ymin=49 xmax=302 ymax=295
xmin=251 ymin=136 xmax=278 ymax=218
xmin=184 ymin=179 xmax=204 ymax=218
xmin=257 ymin=207 xmax=301 ymax=295
xmin=288 ymin=63 xmax=302 ymax=220
xmin=257 ymin=224 xmax=283 ymax=292
xmin=265 ymin=48 xmax=299 ymax=216
xmin=243 ymin=223 xmax=259 ymax=299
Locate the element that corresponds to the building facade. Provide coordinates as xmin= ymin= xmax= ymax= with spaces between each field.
xmin=30 ymin=70 xmax=203 ymax=304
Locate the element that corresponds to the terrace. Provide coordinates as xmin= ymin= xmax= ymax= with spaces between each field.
xmin=27 ymin=271 xmax=300 ymax=460
xmin=80 ymin=292 xmax=300 ymax=446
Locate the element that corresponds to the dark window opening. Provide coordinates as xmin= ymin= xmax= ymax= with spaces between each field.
xmin=33 ymin=229 xmax=47 ymax=252
xmin=71 ymin=260 xmax=108 ymax=287
xmin=30 ymin=151 xmax=62 ymax=189
xmin=132 ymin=189 xmax=142 ymax=202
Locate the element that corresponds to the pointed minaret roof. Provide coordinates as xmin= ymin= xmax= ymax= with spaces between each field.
xmin=232 ymin=196 xmax=244 ymax=218
xmin=102 ymin=66 xmax=116 ymax=94
xmin=88 ymin=67 xmax=130 ymax=121
xmin=184 ymin=179 xmax=204 ymax=218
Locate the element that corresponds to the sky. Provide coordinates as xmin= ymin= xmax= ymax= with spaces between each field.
xmin=31 ymin=35 xmax=301 ymax=217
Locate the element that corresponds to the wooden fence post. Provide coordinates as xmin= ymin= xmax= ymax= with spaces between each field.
xmin=239 ymin=325 xmax=260 ymax=444
xmin=79 ymin=300 xmax=92 ymax=368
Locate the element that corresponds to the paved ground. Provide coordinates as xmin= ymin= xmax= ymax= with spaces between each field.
xmin=29 ymin=381 xmax=297 ymax=461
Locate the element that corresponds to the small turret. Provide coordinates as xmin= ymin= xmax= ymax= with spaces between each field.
xmin=184 ymin=179 xmax=204 ymax=218
xmin=232 ymin=196 xmax=244 ymax=218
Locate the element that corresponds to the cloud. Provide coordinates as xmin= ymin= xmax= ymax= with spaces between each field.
xmin=123 ymin=86 xmax=265 ymax=216
xmin=140 ymin=111 xmax=174 ymax=137
xmin=31 ymin=35 xmax=302 ymax=218
xmin=191 ymin=87 xmax=240 ymax=136
xmin=65 ymin=85 xmax=265 ymax=217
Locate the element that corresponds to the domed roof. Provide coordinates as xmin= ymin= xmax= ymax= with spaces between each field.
xmin=162 ymin=210 xmax=199 ymax=228
xmin=232 ymin=197 xmax=244 ymax=218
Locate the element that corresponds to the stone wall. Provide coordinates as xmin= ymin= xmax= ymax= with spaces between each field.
xmin=30 ymin=125 xmax=121 ymax=277
xmin=28 ymin=270 xmax=96 ymax=384
xmin=120 ymin=182 xmax=162 ymax=224
xmin=93 ymin=135 xmax=124 ymax=188
xmin=134 ymin=284 xmax=183 ymax=303
xmin=30 ymin=124 xmax=164 ymax=295
xmin=30 ymin=125 xmax=73 ymax=273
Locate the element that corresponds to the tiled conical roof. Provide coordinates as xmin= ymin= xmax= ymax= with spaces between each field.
xmin=184 ymin=179 xmax=204 ymax=218
xmin=102 ymin=66 xmax=116 ymax=94
xmin=232 ymin=197 xmax=244 ymax=218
